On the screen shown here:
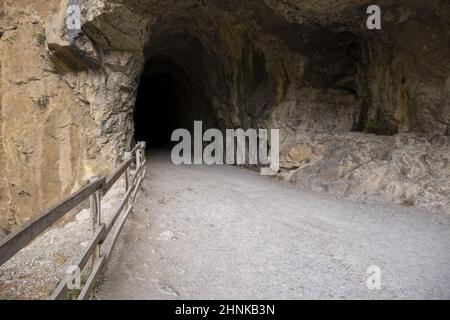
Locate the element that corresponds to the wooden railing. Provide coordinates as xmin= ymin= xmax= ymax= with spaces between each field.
xmin=0 ymin=141 xmax=147 ymax=300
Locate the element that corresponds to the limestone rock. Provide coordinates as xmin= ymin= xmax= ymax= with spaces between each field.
xmin=288 ymin=144 xmax=312 ymax=162
xmin=1 ymin=0 xmax=450 ymax=235
xmin=282 ymin=144 xmax=312 ymax=169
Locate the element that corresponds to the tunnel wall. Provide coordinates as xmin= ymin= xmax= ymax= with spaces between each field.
xmin=1 ymin=0 xmax=450 ymax=235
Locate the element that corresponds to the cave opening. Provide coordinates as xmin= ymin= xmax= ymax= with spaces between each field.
xmin=134 ymin=72 xmax=177 ymax=148
xmin=133 ymin=56 xmax=198 ymax=149
xmin=134 ymin=33 xmax=220 ymax=150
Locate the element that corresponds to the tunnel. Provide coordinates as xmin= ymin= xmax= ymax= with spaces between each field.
xmin=133 ymin=33 xmax=221 ymax=149
xmin=2 ymin=0 xmax=450 ymax=246
xmin=134 ymin=73 xmax=176 ymax=148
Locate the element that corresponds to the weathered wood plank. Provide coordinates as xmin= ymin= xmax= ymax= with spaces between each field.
xmin=104 ymin=206 xmax=133 ymax=261
xmin=103 ymin=157 xmax=134 ymax=195
xmin=77 ymin=255 xmax=106 ymax=300
xmin=51 ymin=223 xmax=106 ymax=300
xmin=0 ymin=178 xmax=106 ymax=267
xmin=104 ymin=185 xmax=135 ymax=237
xmin=129 ymin=143 xmax=142 ymax=155
xmin=131 ymin=159 xmax=146 ymax=186
xmin=132 ymin=168 xmax=146 ymax=203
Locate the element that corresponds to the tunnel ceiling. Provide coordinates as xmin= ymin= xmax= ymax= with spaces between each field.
xmin=48 ymin=0 xmax=450 ymax=133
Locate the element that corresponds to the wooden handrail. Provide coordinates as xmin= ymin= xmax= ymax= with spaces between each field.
xmin=104 ymin=206 xmax=134 ymax=262
xmin=51 ymin=223 xmax=106 ymax=300
xmin=0 ymin=141 xmax=147 ymax=300
xmin=104 ymin=184 xmax=135 ymax=236
xmin=131 ymin=159 xmax=146 ymax=186
xmin=103 ymin=157 xmax=134 ymax=194
xmin=0 ymin=177 xmax=106 ymax=267
xmin=129 ymin=143 xmax=141 ymax=155
xmin=78 ymin=256 xmax=106 ymax=300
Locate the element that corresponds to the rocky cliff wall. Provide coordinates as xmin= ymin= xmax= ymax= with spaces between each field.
xmin=1 ymin=0 xmax=449 ymax=236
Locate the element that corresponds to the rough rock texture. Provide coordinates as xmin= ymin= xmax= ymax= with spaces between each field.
xmin=1 ymin=0 xmax=82 ymax=237
xmin=0 ymin=0 xmax=141 ymax=237
xmin=1 ymin=0 xmax=450 ymax=235
xmin=278 ymin=133 xmax=450 ymax=212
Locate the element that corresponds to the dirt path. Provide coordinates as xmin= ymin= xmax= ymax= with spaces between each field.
xmin=96 ymin=150 xmax=450 ymax=299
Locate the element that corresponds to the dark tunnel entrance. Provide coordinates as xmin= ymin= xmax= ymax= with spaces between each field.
xmin=134 ymin=34 xmax=222 ymax=149
xmin=134 ymin=73 xmax=177 ymax=148
xmin=133 ymin=56 xmax=196 ymax=149
xmin=133 ymin=61 xmax=218 ymax=150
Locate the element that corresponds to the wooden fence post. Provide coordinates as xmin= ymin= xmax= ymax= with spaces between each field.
xmin=89 ymin=176 xmax=102 ymax=267
xmin=123 ymin=152 xmax=131 ymax=192
xmin=142 ymin=142 xmax=146 ymax=179
xmin=136 ymin=146 xmax=142 ymax=170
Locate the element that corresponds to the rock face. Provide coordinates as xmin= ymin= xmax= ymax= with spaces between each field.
xmin=1 ymin=0 xmax=450 ymax=235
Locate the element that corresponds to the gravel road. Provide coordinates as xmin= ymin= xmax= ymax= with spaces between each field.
xmin=96 ymin=150 xmax=450 ymax=299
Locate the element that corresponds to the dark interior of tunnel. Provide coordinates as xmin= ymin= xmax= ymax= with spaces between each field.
xmin=134 ymin=46 xmax=219 ymax=149
xmin=134 ymin=73 xmax=177 ymax=148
